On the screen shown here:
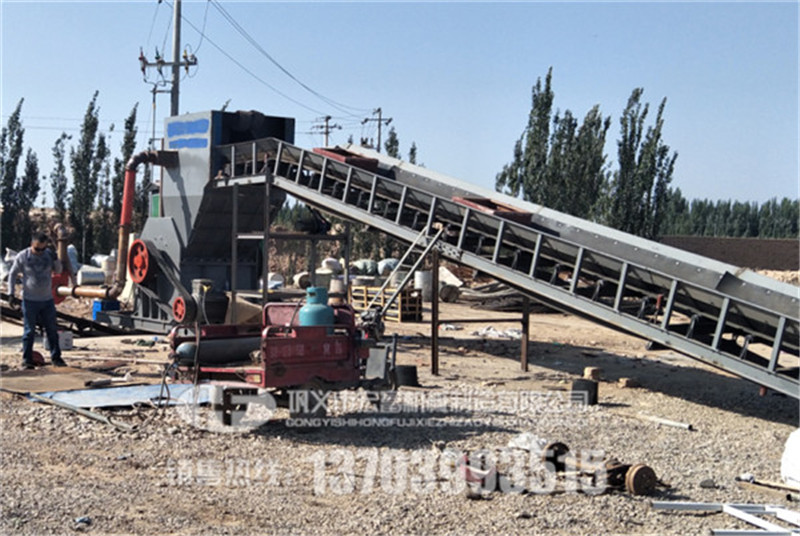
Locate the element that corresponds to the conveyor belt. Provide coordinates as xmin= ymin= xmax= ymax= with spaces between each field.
xmin=214 ymin=138 xmax=800 ymax=398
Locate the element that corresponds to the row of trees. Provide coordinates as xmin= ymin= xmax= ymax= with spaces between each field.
xmin=495 ymin=68 xmax=797 ymax=240
xmin=661 ymin=193 xmax=798 ymax=239
xmin=0 ymin=94 xmax=144 ymax=260
xmin=2 ymin=81 xmax=795 ymax=266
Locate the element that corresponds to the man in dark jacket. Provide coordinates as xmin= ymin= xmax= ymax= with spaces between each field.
xmin=7 ymin=232 xmax=67 ymax=369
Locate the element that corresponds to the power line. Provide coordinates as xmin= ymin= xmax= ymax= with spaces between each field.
xmin=162 ymin=0 xmax=328 ymax=117
xmin=192 ymin=0 xmax=211 ymax=54
xmin=208 ymin=0 xmax=370 ymax=118
xmin=145 ymin=0 xmax=162 ymax=50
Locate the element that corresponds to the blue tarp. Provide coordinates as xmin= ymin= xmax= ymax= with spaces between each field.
xmin=32 ymin=383 xmax=212 ymax=408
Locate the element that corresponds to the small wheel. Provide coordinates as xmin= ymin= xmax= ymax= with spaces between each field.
xmin=625 ymin=464 xmax=657 ymax=495
xmin=128 ymin=239 xmax=151 ymax=284
xmin=541 ymin=441 xmax=570 ymax=473
xmin=172 ymin=296 xmax=197 ymax=324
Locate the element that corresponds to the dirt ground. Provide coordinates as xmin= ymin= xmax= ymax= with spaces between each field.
xmin=1 ymin=299 xmax=798 ymax=535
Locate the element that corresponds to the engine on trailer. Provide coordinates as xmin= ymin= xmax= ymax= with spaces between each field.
xmin=166 ymin=296 xmax=397 ymax=424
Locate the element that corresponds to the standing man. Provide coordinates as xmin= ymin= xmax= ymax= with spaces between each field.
xmin=7 ymin=232 xmax=67 ymax=369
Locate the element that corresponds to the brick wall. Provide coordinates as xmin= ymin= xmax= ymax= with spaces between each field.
xmin=660 ymin=236 xmax=799 ymax=270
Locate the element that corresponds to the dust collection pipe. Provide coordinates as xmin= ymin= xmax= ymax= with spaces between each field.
xmin=57 ymin=150 xmax=176 ymax=300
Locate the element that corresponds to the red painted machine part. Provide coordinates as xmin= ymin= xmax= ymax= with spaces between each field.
xmin=51 ymin=272 xmax=70 ymax=304
xmin=173 ymin=296 xmax=187 ymax=323
xmin=128 ymin=239 xmax=151 ymax=284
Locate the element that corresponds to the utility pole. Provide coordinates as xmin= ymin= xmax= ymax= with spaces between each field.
xmin=138 ymin=0 xmax=197 ymax=117
xmin=170 ymin=0 xmax=182 ymax=116
xmin=361 ymin=108 xmax=392 ymax=153
xmin=311 ymin=115 xmax=342 ymax=146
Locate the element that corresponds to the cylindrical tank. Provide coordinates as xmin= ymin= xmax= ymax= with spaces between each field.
xmin=414 ymin=270 xmax=433 ymax=302
xmin=77 ymin=267 xmax=106 ymax=286
xmin=299 ymin=287 xmax=334 ymax=328
xmin=175 ymin=337 xmax=261 ymax=365
xmin=101 ymin=258 xmax=116 ymax=285
xmin=328 ymin=277 xmax=347 ymax=306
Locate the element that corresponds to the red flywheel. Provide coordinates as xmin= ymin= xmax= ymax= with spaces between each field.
xmin=128 ymin=239 xmax=151 ymax=284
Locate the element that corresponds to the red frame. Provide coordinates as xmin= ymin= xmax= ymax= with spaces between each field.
xmin=171 ymin=303 xmax=368 ymax=389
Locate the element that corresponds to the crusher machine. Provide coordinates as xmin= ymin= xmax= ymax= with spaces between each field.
xmin=55 ymin=108 xmax=799 ymax=401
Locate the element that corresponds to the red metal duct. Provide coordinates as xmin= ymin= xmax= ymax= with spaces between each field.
xmin=58 ymin=150 xmax=176 ymax=300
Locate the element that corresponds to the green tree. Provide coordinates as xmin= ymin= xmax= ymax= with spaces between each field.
xmin=13 ymin=149 xmax=41 ymax=244
xmin=660 ymin=187 xmax=690 ymax=235
xmin=570 ymin=106 xmax=611 ymax=220
xmin=92 ymin=132 xmax=116 ymax=255
xmin=0 ymin=98 xmax=25 ymax=250
xmin=541 ymin=110 xmax=578 ymax=210
xmin=408 ymin=142 xmax=417 ymax=165
xmin=112 ymin=104 xmax=138 ymax=215
xmin=50 ymin=133 xmax=71 ymax=222
xmin=69 ymin=91 xmax=103 ymax=261
xmin=133 ymin=164 xmax=152 ymax=233
xmin=606 ymin=89 xmax=677 ymax=239
xmin=495 ymin=68 xmax=610 ymax=220
xmin=758 ymin=199 xmax=776 ymax=238
xmin=496 ymin=67 xmax=554 ymax=200
xmin=384 ymin=126 xmax=399 ymax=158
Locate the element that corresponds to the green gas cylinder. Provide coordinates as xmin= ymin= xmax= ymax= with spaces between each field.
xmin=299 ymin=286 xmax=334 ymax=329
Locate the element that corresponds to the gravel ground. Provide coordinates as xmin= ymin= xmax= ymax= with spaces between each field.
xmin=1 ymin=303 xmax=798 ymax=535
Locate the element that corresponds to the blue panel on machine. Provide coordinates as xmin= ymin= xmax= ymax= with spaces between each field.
xmin=168 ymin=137 xmax=209 ymax=149
xmin=167 ymin=117 xmax=210 ymax=149
xmin=167 ymin=118 xmax=210 ymax=137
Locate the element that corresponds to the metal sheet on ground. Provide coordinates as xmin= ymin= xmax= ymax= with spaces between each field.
xmin=32 ymin=383 xmax=212 ymax=408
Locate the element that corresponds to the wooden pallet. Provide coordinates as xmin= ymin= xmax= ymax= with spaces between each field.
xmin=349 ymin=286 xmax=422 ymax=323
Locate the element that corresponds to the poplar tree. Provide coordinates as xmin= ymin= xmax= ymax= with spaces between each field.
xmin=0 ymin=99 xmax=25 ymax=250
xmin=50 ymin=133 xmax=71 ymax=222
xmin=607 ymin=89 xmax=677 ymax=239
xmin=69 ymin=91 xmax=102 ymax=261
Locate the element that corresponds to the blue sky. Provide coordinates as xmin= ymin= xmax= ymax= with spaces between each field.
xmin=1 ymin=1 xmax=797 ymax=206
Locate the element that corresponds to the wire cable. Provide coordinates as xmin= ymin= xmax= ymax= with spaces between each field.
xmin=208 ymin=0 xmax=370 ymax=118
xmin=193 ymin=0 xmax=211 ymax=54
xmin=161 ymin=7 xmax=173 ymax=63
xmin=145 ymin=0 xmax=162 ymax=51
xmin=162 ymin=0 xmax=327 ymax=116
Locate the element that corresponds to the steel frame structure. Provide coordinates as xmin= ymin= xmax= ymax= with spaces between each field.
xmin=213 ymin=138 xmax=799 ymax=399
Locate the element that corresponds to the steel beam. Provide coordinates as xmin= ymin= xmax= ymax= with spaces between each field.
xmin=213 ymin=138 xmax=800 ymax=399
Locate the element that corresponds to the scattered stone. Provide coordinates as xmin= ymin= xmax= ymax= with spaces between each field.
xmin=73 ymin=516 xmax=92 ymax=531
xmin=464 ymin=487 xmax=490 ymax=501
xmin=618 ymin=377 xmax=640 ymax=388
xmin=699 ymin=478 xmax=717 ymax=489
xmin=583 ymin=367 xmax=602 ymax=380
xmin=481 ymin=380 xmax=505 ymax=387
